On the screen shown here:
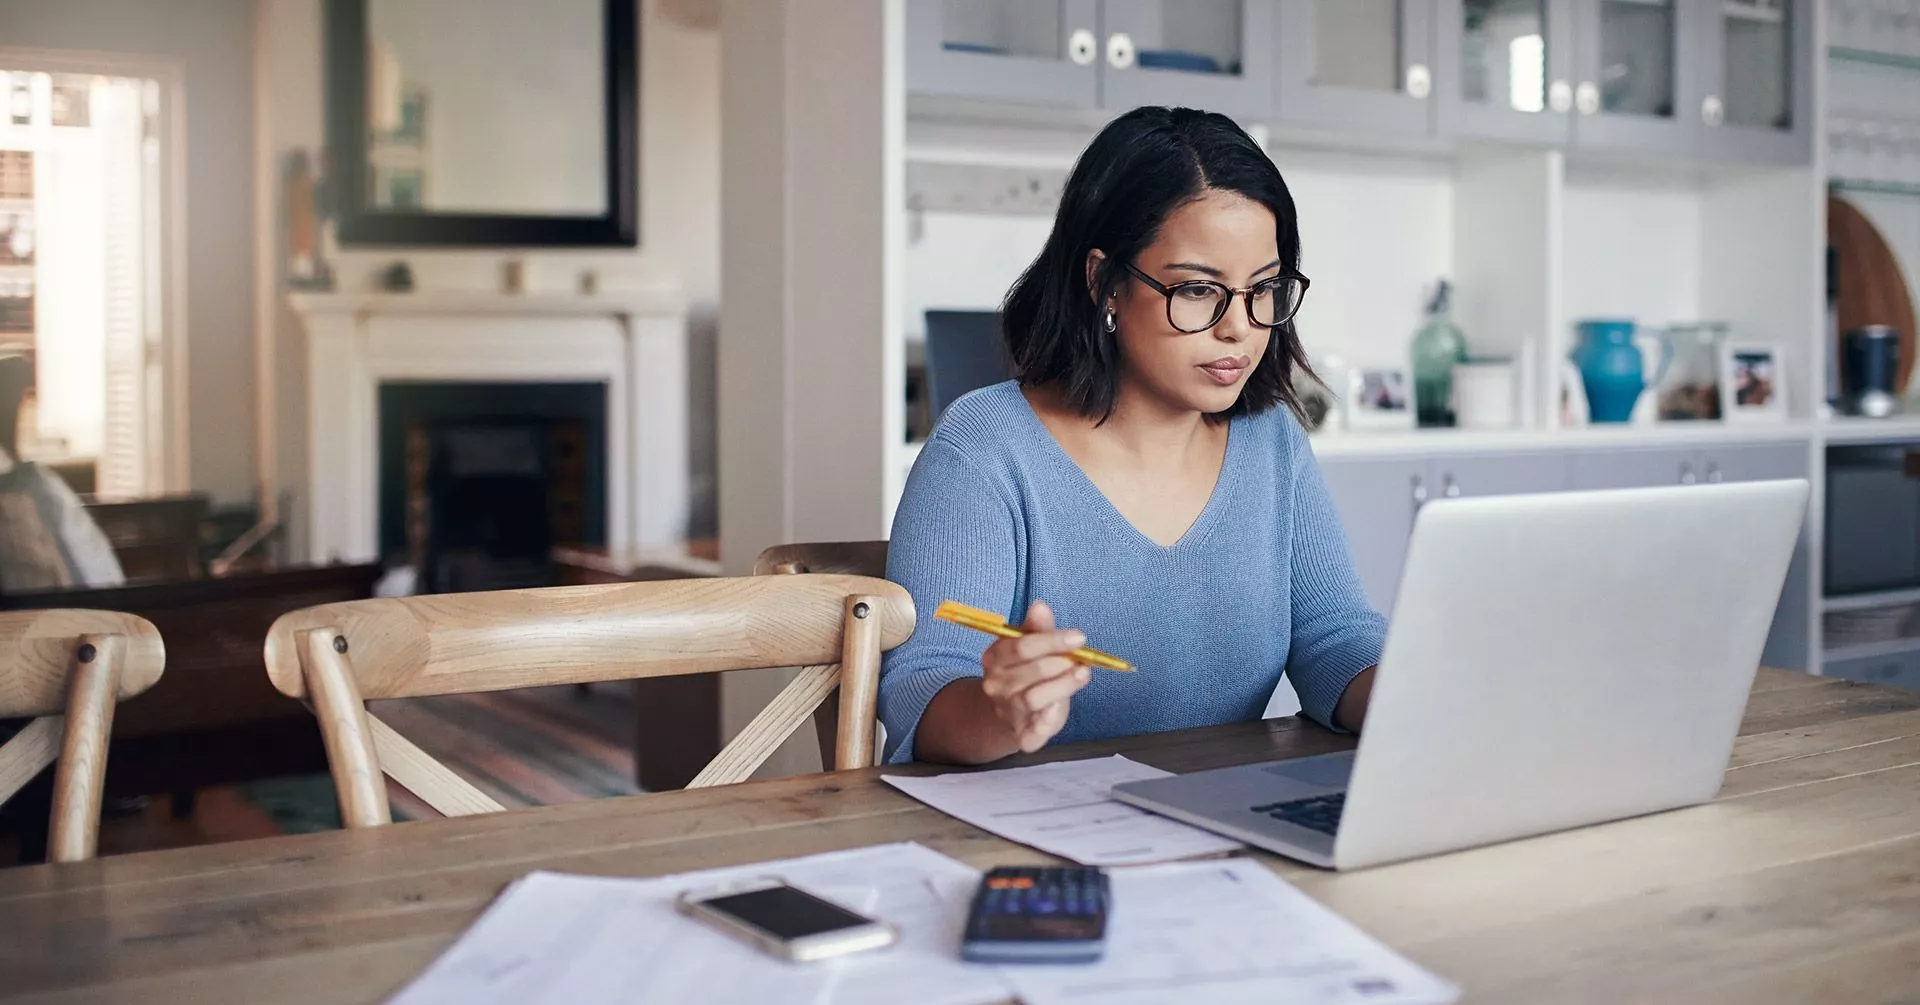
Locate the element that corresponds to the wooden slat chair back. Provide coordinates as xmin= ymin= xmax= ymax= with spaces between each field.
xmin=0 ymin=608 xmax=165 ymax=862
xmin=262 ymin=574 xmax=914 ymax=828
xmin=754 ymin=542 xmax=891 ymax=768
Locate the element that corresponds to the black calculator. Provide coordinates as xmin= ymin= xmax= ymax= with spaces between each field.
xmin=960 ymin=865 xmax=1110 ymax=964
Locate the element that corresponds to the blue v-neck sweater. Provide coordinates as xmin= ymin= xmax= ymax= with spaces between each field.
xmin=879 ymin=380 xmax=1387 ymax=764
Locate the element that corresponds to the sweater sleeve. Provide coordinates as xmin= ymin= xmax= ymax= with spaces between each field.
xmin=878 ymin=439 xmax=1022 ymax=764
xmin=1282 ymin=422 xmax=1389 ymax=730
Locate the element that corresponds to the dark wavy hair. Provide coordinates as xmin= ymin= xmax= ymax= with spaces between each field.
xmin=1000 ymin=106 xmax=1315 ymax=423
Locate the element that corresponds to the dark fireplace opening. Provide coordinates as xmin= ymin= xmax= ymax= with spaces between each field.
xmin=378 ymin=382 xmax=607 ymax=594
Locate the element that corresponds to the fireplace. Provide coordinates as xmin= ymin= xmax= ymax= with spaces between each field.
xmin=378 ymin=382 xmax=608 ymax=592
xmin=288 ymin=289 xmax=690 ymax=567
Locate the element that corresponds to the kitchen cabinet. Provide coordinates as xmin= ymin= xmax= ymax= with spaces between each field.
xmin=1318 ymin=450 xmax=1571 ymax=612
xmin=1825 ymin=646 xmax=1920 ymax=694
xmin=1435 ymin=0 xmax=1577 ymax=144
xmin=905 ymin=0 xmax=1103 ymax=108
xmin=1318 ymin=456 xmax=1419 ymax=614
xmin=906 ymin=0 xmax=1274 ymax=118
xmin=1102 ymin=1 xmax=1277 ymax=119
xmin=1567 ymin=0 xmax=1699 ymax=154
xmin=1276 ymin=0 xmax=1438 ymax=137
xmin=1694 ymin=0 xmax=1814 ymax=164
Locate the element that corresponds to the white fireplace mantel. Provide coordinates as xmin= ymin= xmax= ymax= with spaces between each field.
xmin=289 ymin=285 xmax=689 ymax=566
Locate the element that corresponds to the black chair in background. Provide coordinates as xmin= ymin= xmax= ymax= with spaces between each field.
xmin=923 ymin=309 xmax=1014 ymax=426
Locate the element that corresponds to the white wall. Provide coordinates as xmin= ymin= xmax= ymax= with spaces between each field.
xmin=1562 ymin=168 xmax=1704 ymax=327
xmin=0 ymin=0 xmax=256 ymax=503
xmin=902 ymin=144 xmax=1455 ymax=379
xmin=257 ymin=0 xmax=722 ymax=551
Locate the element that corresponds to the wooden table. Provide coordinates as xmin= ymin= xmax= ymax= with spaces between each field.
xmin=4 ymin=669 xmax=1919 ymax=1003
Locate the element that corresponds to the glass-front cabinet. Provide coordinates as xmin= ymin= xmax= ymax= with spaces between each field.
xmin=1696 ymin=0 xmax=1813 ymax=163
xmin=1276 ymin=0 xmax=1437 ymax=136
xmin=1101 ymin=1 xmax=1275 ymax=118
xmin=905 ymin=0 xmax=1103 ymax=108
xmin=1568 ymin=0 xmax=1696 ymax=152
xmin=1436 ymin=0 xmax=1576 ymax=143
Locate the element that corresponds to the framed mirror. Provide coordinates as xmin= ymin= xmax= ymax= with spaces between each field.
xmin=325 ymin=0 xmax=638 ymax=246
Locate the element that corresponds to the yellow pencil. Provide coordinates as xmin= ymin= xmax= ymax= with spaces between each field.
xmin=934 ymin=600 xmax=1134 ymax=672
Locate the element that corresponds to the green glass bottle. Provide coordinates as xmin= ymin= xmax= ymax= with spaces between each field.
xmin=1411 ymin=280 xmax=1467 ymax=428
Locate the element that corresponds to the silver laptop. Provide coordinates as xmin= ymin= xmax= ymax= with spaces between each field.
xmin=1110 ymin=479 xmax=1810 ymax=871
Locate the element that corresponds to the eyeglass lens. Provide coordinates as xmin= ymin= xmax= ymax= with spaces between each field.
xmin=1166 ymin=277 xmax=1305 ymax=332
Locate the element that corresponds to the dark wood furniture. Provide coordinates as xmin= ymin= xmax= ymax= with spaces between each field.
xmin=0 ymin=564 xmax=382 ymax=836
xmin=4 ymin=671 xmax=1918 ymax=1002
xmin=82 ymin=494 xmax=208 ymax=582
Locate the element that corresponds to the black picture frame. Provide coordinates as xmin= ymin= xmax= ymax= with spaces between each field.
xmin=324 ymin=0 xmax=639 ymax=247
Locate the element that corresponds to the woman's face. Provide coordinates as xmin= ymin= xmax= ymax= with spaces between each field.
xmin=1099 ymin=188 xmax=1279 ymax=417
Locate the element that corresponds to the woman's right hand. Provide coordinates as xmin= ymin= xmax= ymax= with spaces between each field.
xmin=979 ymin=600 xmax=1093 ymax=753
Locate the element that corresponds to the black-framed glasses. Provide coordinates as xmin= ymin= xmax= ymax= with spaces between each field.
xmin=1123 ymin=262 xmax=1310 ymax=334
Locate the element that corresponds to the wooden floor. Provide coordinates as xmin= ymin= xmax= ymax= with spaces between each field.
xmin=5 ymin=681 xmax=642 ymax=863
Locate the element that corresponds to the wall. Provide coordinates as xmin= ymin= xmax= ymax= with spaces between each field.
xmin=257 ymin=0 xmax=722 ymax=554
xmin=0 ymin=0 xmax=257 ymax=503
xmin=902 ymin=143 xmax=1456 ymax=381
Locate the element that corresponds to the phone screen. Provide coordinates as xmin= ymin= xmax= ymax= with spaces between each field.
xmin=700 ymin=886 xmax=872 ymax=940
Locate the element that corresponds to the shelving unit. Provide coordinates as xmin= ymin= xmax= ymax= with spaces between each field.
xmin=894 ymin=0 xmax=1846 ymax=676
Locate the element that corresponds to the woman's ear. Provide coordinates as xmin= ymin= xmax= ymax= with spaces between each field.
xmin=1084 ymin=249 xmax=1107 ymax=306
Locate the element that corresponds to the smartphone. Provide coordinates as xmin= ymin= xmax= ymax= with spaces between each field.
xmin=675 ymin=878 xmax=898 ymax=962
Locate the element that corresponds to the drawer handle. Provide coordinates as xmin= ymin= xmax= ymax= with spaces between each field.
xmin=1549 ymin=79 xmax=1572 ymax=113
xmin=1680 ymin=463 xmax=1698 ymax=486
xmin=1706 ymin=463 xmax=1723 ymax=484
xmin=1411 ymin=474 xmax=1429 ymax=515
xmin=1106 ymin=32 xmax=1136 ymax=70
xmin=1406 ymin=64 xmax=1432 ymax=100
xmin=1068 ymin=28 xmax=1097 ymax=65
xmin=1575 ymin=81 xmax=1599 ymax=116
xmin=1702 ymin=95 xmax=1725 ymax=127
xmin=1443 ymin=474 xmax=1460 ymax=499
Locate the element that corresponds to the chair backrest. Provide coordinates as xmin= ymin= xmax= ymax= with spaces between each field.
xmin=262 ymin=574 xmax=913 ymax=828
xmin=0 ymin=608 xmax=165 ymax=862
xmin=924 ymin=309 xmax=1013 ymax=423
xmin=754 ymin=541 xmax=891 ymax=768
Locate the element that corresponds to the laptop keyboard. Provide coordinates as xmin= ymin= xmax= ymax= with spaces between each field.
xmin=1250 ymin=793 xmax=1345 ymax=835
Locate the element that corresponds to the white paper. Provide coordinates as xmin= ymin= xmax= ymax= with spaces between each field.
xmin=881 ymin=755 xmax=1243 ymax=866
xmin=997 ymin=858 xmax=1460 ymax=1005
xmin=386 ymin=842 xmax=1010 ymax=1005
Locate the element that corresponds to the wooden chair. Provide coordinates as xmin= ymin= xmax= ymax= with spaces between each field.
xmin=0 ymin=609 xmax=165 ymax=862
xmin=262 ymin=575 xmax=914 ymax=828
xmin=754 ymin=542 xmax=891 ymax=769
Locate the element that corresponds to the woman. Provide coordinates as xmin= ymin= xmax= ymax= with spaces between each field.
xmin=880 ymin=106 xmax=1384 ymax=765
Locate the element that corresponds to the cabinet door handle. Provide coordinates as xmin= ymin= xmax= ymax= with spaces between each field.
xmin=1106 ymin=32 xmax=1136 ymax=69
xmin=1680 ymin=462 xmax=1698 ymax=486
xmin=1406 ymin=64 xmax=1431 ymax=100
xmin=1702 ymin=95 xmax=1725 ymax=127
xmin=1068 ymin=29 xmax=1097 ymax=65
xmin=1548 ymin=79 xmax=1572 ymax=113
xmin=1411 ymin=474 xmax=1429 ymax=516
xmin=1575 ymin=81 xmax=1599 ymax=115
xmin=1706 ymin=463 xmax=1723 ymax=484
xmin=1443 ymin=474 xmax=1461 ymax=499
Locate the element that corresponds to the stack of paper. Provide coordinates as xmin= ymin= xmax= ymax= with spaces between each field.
xmin=386 ymin=843 xmax=1011 ymax=1005
xmin=881 ymin=755 xmax=1244 ymax=866
xmin=1001 ymin=858 xmax=1459 ymax=1005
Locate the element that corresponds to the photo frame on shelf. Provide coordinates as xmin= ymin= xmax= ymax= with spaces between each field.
xmin=1720 ymin=342 xmax=1788 ymax=423
xmin=1344 ymin=366 xmax=1414 ymax=431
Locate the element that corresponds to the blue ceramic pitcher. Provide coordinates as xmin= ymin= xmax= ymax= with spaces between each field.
xmin=1572 ymin=320 xmax=1671 ymax=423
